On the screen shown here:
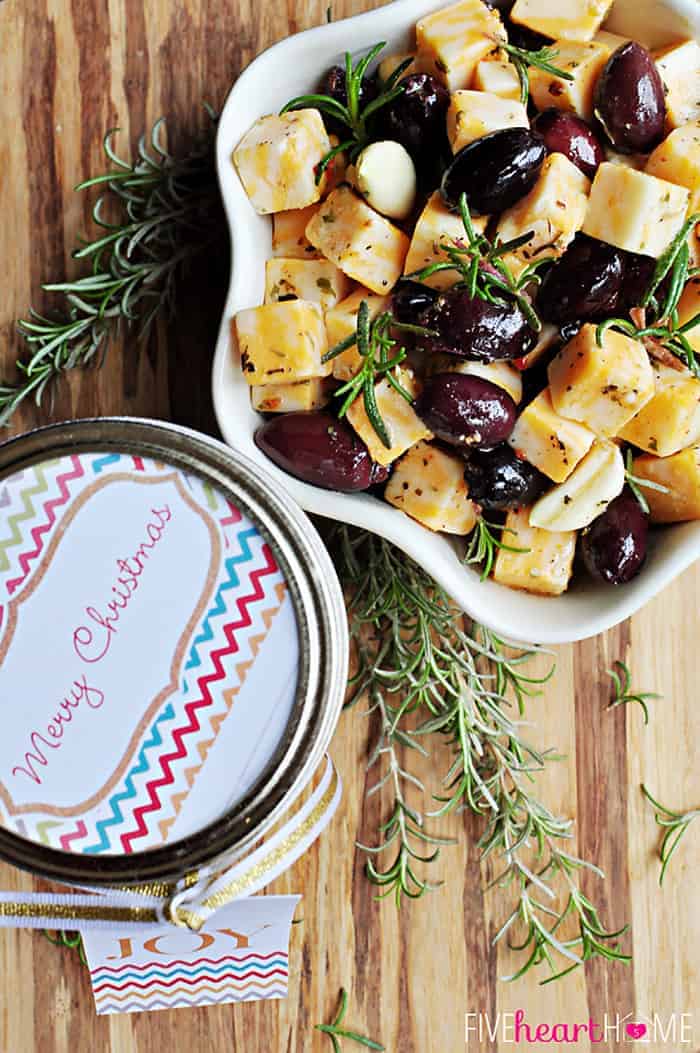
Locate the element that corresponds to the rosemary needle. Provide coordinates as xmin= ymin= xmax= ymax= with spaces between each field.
xmin=641 ymin=785 xmax=700 ymax=885
xmin=315 ymin=989 xmax=385 ymax=1051
xmin=606 ymin=660 xmax=660 ymax=726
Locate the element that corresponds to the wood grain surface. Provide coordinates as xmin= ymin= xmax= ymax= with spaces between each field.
xmin=0 ymin=1 xmax=699 ymax=1050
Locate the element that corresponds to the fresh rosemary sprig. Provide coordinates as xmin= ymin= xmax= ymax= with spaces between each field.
xmin=409 ymin=192 xmax=545 ymax=332
xmin=2 ymin=116 xmax=220 ymax=427
xmin=624 ymin=448 xmax=669 ymax=515
xmin=281 ymin=43 xmax=410 ymax=184
xmin=42 ymin=930 xmax=87 ymax=966
xmin=316 ymin=988 xmax=385 ymax=1051
xmin=641 ymin=785 xmax=700 ymax=885
xmin=497 ymin=40 xmax=574 ymax=105
xmin=464 ymin=517 xmax=530 ymax=581
xmin=606 ymin=660 xmax=659 ymax=726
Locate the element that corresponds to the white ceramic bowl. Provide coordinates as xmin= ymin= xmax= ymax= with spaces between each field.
xmin=212 ymin=0 xmax=700 ymax=644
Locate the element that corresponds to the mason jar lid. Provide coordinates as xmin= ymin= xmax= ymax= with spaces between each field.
xmin=0 ymin=417 xmax=347 ymax=885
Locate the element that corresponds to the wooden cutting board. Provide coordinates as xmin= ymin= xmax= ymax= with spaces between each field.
xmin=0 ymin=1 xmax=698 ymax=1050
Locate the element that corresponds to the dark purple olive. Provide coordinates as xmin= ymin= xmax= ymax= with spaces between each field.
xmin=441 ymin=128 xmax=546 ymax=215
xmin=531 ymin=109 xmax=605 ymax=179
xmin=424 ymin=286 xmax=537 ymax=362
xmin=594 ymin=43 xmax=666 ymax=153
xmin=391 ymin=281 xmax=439 ymax=326
xmin=381 ymin=74 xmax=450 ymax=158
xmin=416 ymin=374 xmax=517 ymax=449
xmin=255 ymin=411 xmax=389 ymax=492
xmin=581 ymin=486 xmax=649 ymax=584
xmin=319 ymin=65 xmax=379 ymax=136
xmin=536 ymin=235 xmax=625 ymax=324
xmin=463 ymin=444 xmax=549 ymax=510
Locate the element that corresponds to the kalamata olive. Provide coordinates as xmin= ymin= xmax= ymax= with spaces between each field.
xmin=416 ymin=374 xmax=517 ymax=449
xmin=441 ymin=128 xmax=546 ymax=215
xmin=463 ymin=444 xmax=549 ymax=510
xmin=391 ymin=281 xmax=439 ymax=326
xmin=255 ymin=411 xmax=389 ymax=492
xmin=424 ymin=286 xmax=537 ymax=362
xmin=531 ymin=109 xmax=605 ymax=179
xmin=594 ymin=43 xmax=666 ymax=153
xmin=381 ymin=74 xmax=450 ymax=159
xmin=536 ymin=235 xmax=625 ymax=324
xmin=581 ymin=486 xmax=648 ymax=584
xmin=319 ymin=65 xmax=379 ymax=135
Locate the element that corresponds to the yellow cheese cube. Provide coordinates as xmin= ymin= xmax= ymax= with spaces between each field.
xmin=509 ymin=0 xmax=613 ymax=41
xmin=346 ymin=369 xmax=433 ymax=466
xmin=447 ymin=91 xmax=528 ymax=152
xmin=646 ymin=123 xmax=700 ymax=218
xmin=632 ymin=446 xmax=700 ymax=522
xmin=495 ymin=153 xmax=590 ymax=275
xmin=474 ymin=53 xmax=522 ymax=101
xmin=582 ymin=162 xmax=689 ymax=257
xmin=618 ymin=364 xmax=700 ymax=456
xmin=416 ymin=0 xmax=506 ymax=92
xmin=378 ymin=52 xmax=419 ymax=83
xmin=305 ymin=186 xmax=410 ymax=295
xmin=508 ymin=388 xmax=595 ymax=481
xmin=251 ymin=378 xmax=331 ymax=413
xmin=233 ymin=110 xmax=331 ymax=215
xmin=272 ymin=205 xmax=322 ymax=259
xmin=425 ymin=354 xmax=523 ymax=403
xmin=264 ymin=258 xmax=351 ymax=311
xmin=677 ymin=277 xmax=700 ymax=355
xmin=385 ymin=441 xmax=478 ymax=534
xmin=530 ymin=40 xmax=610 ymax=120
xmin=233 ymin=301 xmax=330 ymax=386
xmin=324 ymin=289 xmax=391 ymax=381
xmin=493 ymin=507 xmax=576 ymax=595
xmin=654 ymin=40 xmax=700 ymax=130
xmin=404 ymin=191 xmax=488 ymax=289
xmin=547 ymin=324 xmax=655 ymax=436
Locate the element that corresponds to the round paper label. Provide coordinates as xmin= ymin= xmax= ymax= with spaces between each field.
xmin=0 ymin=452 xmax=299 ymax=854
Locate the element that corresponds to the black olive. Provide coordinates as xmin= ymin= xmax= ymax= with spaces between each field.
xmin=381 ymin=74 xmax=450 ymax=158
xmin=441 ymin=128 xmax=546 ymax=215
xmin=581 ymin=486 xmax=649 ymax=584
xmin=531 ymin=109 xmax=605 ymax=179
xmin=415 ymin=374 xmax=517 ymax=449
xmin=391 ymin=281 xmax=439 ymax=326
xmin=536 ymin=235 xmax=625 ymax=324
xmin=424 ymin=285 xmax=537 ymax=362
xmin=463 ymin=444 xmax=549 ymax=510
xmin=594 ymin=43 xmax=666 ymax=153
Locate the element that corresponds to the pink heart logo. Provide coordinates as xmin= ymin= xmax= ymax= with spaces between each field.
xmin=626 ymin=1023 xmax=647 ymax=1039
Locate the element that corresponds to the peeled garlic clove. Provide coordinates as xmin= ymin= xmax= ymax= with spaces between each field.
xmin=352 ymin=141 xmax=417 ymax=220
xmin=529 ymin=440 xmax=625 ymax=532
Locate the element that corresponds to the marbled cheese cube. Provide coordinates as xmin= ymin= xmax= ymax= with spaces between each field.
xmin=404 ymin=191 xmax=488 ymax=289
xmin=582 ymin=163 xmax=689 ymax=257
xmin=447 ymin=91 xmax=528 ymax=152
xmin=493 ymin=507 xmax=576 ymax=595
xmin=416 ymin=0 xmax=507 ymax=92
xmin=495 ymin=153 xmax=590 ymax=276
xmin=646 ymin=123 xmax=700 ymax=218
xmin=264 ymin=258 xmax=351 ymax=311
xmin=677 ymin=277 xmax=700 ymax=355
xmin=346 ymin=369 xmax=433 ymax=466
xmin=251 ymin=378 xmax=331 ymax=413
xmin=632 ymin=445 xmax=700 ymax=522
xmin=474 ymin=54 xmax=522 ymax=101
xmin=529 ymin=40 xmax=611 ymax=120
xmin=654 ymin=40 xmax=700 ymax=130
xmin=233 ymin=110 xmax=331 ymax=215
xmin=425 ymin=354 xmax=523 ymax=403
xmin=618 ymin=364 xmax=700 ymax=456
xmin=547 ymin=324 xmax=655 ymax=436
xmin=385 ymin=440 xmax=478 ymax=533
xmin=233 ymin=300 xmax=330 ymax=386
xmin=509 ymin=0 xmax=614 ymax=41
xmin=272 ymin=205 xmax=322 ymax=259
xmin=305 ymin=186 xmax=410 ymax=295
xmin=508 ymin=388 xmax=595 ymax=482
xmin=324 ymin=289 xmax=391 ymax=381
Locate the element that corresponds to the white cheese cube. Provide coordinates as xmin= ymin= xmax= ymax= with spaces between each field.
xmin=646 ymin=123 xmax=700 ymax=218
xmin=385 ymin=441 xmax=478 ymax=534
xmin=447 ymin=91 xmax=528 ymax=152
xmin=264 ymin=258 xmax=351 ymax=311
xmin=508 ymin=388 xmax=595 ymax=482
xmin=233 ymin=301 xmax=330 ymax=386
xmin=582 ymin=162 xmax=689 ymax=257
xmin=404 ymin=190 xmax=488 ymax=289
xmin=346 ymin=369 xmax=433 ymax=466
xmin=493 ymin=507 xmax=576 ymax=595
xmin=305 ymin=186 xmax=410 ymax=295
xmin=324 ymin=290 xmax=391 ymax=381
xmin=529 ymin=40 xmax=611 ymax=120
xmin=233 ymin=110 xmax=331 ymax=215
xmin=251 ymin=378 xmax=331 ymax=413
xmin=509 ymin=0 xmax=614 ymax=41
xmin=618 ymin=363 xmax=700 ymax=456
xmin=474 ymin=53 xmax=522 ymax=101
xmin=272 ymin=205 xmax=322 ymax=259
xmin=416 ymin=0 xmax=507 ymax=92
xmin=654 ymin=40 xmax=700 ymax=130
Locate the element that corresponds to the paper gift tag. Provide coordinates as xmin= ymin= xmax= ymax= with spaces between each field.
xmin=83 ymin=894 xmax=301 ymax=1013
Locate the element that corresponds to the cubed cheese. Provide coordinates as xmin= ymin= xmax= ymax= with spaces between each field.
xmin=677 ymin=276 xmax=700 ymax=355
xmin=251 ymin=378 xmax=331 ymax=413
xmin=646 ymin=123 xmax=700 ymax=218
xmin=404 ymin=190 xmax=488 ymax=289
xmin=595 ymin=29 xmax=630 ymax=49
xmin=508 ymin=388 xmax=595 ymax=481
xmin=529 ymin=40 xmax=610 ymax=120
xmin=547 ymin=324 xmax=655 ymax=436
xmin=632 ymin=445 xmax=700 ymax=522
xmin=447 ymin=91 xmax=528 ymax=152
xmin=324 ymin=289 xmax=391 ymax=381
xmin=495 ymin=153 xmax=590 ymax=275
xmin=416 ymin=0 xmax=506 ymax=92
xmin=233 ymin=110 xmax=331 ymax=215
xmin=272 ymin=205 xmax=322 ymax=259
xmin=346 ymin=368 xmax=433 ymax=466
xmin=493 ymin=507 xmax=576 ymax=595
xmin=509 ymin=0 xmax=614 ymax=42
xmin=618 ymin=363 xmax=700 ymax=456
xmin=473 ymin=53 xmax=522 ymax=101
xmin=385 ymin=440 xmax=478 ymax=533
xmin=305 ymin=186 xmax=410 ymax=295
xmin=264 ymin=258 xmax=351 ymax=311
xmin=425 ymin=354 xmax=523 ymax=403
xmin=582 ymin=162 xmax=689 ymax=257
xmin=378 ymin=52 xmax=419 ymax=83
xmin=654 ymin=40 xmax=700 ymax=130
xmin=233 ymin=300 xmax=330 ymax=386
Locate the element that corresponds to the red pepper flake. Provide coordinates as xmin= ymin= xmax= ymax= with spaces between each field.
xmin=513 ymin=356 xmax=528 ymax=371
